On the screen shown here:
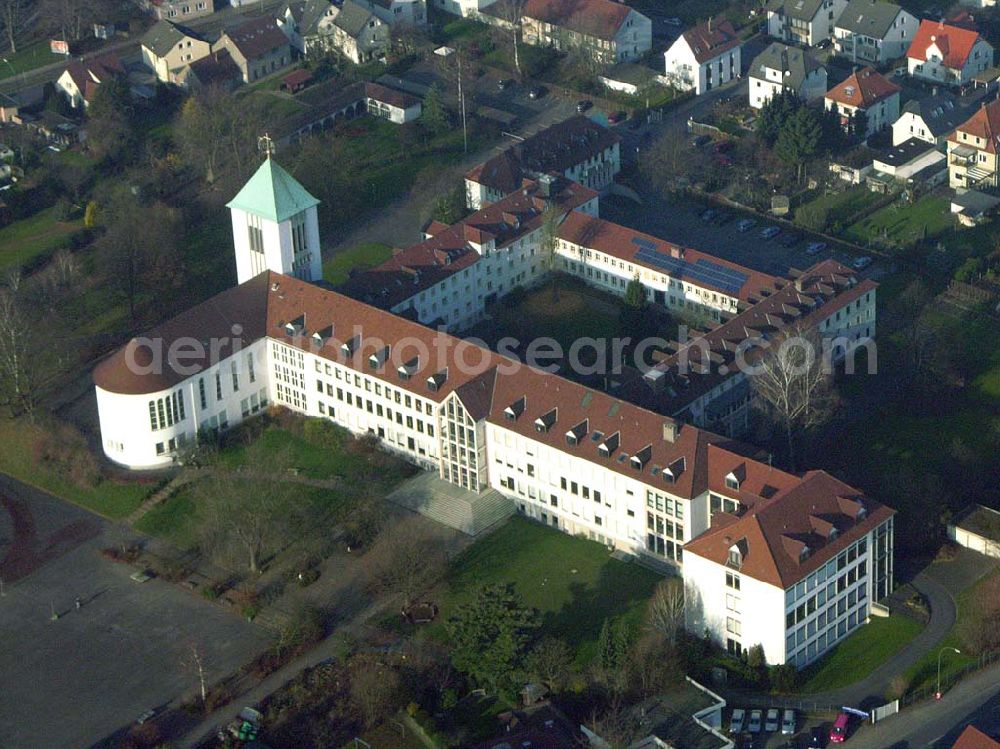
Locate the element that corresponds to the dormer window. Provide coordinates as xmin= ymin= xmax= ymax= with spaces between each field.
xmin=368 ymin=345 xmax=390 ymax=370
xmin=341 ymin=334 xmax=360 ymax=357
xmin=727 ymin=546 xmax=742 ymax=568
xmin=397 ymin=356 xmax=418 ymax=381
xmin=534 ymin=408 xmax=557 ymax=434
xmin=504 ymin=396 xmax=526 ymax=421
xmin=565 ymin=419 xmax=588 ymax=446
xmin=725 ymin=475 xmax=740 ymax=491
xmin=828 ymin=527 xmax=839 ymax=541
xmin=284 ymin=314 xmax=305 ymax=337
xmin=800 ymin=546 xmax=811 ymax=561
xmin=311 ymin=324 xmax=333 ymax=348
xmin=427 ymin=369 xmax=447 ymax=392
xmin=597 ymin=431 xmax=620 ymax=457
xmin=630 ymin=444 xmax=652 ymax=470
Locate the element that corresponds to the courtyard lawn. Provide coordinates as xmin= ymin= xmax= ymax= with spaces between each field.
xmin=798 ymin=614 xmax=924 ymax=693
xmin=323 ymin=242 xmax=394 ymax=286
xmin=0 ymin=419 xmax=154 ymax=520
xmin=845 ymin=194 xmax=954 ymax=248
xmin=135 ymin=489 xmax=199 ymax=550
xmin=0 ymin=40 xmax=64 ymax=78
xmin=0 ymin=206 xmax=83 ymax=272
xmin=433 ymin=515 xmax=662 ymax=666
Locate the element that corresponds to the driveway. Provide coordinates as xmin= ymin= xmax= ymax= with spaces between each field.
xmin=0 ymin=475 xmax=272 ymax=749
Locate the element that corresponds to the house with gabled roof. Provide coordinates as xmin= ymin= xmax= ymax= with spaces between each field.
xmin=142 ymin=0 xmax=216 ymax=22
xmin=906 ymin=18 xmax=994 ymax=86
xmin=54 ymin=54 xmax=125 ymax=109
xmin=893 ymin=90 xmax=974 ymax=146
xmin=824 ymin=66 xmax=901 ymax=137
xmin=212 ymin=15 xmax=293 ymax=83
xmin=663 ymin=17 xmax=742 ymax=95
xmin=749 ymin=42 xmax=827 ymax=109
xmin=520 ymin=0 xmax=652 ymax=65
xmin=141 ymin=20 xmax=211 ymax=84
xmin=766 ymin=0 xmax=848 ymax=47
xmin=324 ymin=0 xmax=391 ymax=64
xmin=947 ymin=97 xmax=1000 ymax=188
xmin=833 ymin=0 xmax=917 ymax=64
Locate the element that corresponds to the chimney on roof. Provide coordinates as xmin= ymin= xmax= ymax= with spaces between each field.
xmin=663 ymin=419 xmax=679 ymax=443
xmin=708 ymin=16 xmax=713 ymax=32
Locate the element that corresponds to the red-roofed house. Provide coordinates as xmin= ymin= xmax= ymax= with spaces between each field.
xmin=55 ymin=54 xmax=125 ymax=109
xmin=952 ymin=726 xmax=1000 ymax=749
xmin=663 ymin=18 xmax=742 ymax=95
xmin=824 ymin=66 xmax=901 ymax=137
xmin=521 ymin=0 xmax=652 ymax=64
xmin=212 ymin=15 xmax=292 ymax=83
xmin=947 ymin=97 xmax=1000 ymax=188
xmin=906 ymin=19 xmax=993 ymax=86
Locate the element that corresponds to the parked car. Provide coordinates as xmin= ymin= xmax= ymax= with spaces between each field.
xmin=497 ymin=78 xmax=513 ymax=90
xmin=781 ymin=709 xmax=796 ymax=735
xmin=806 ymin=241 xmax=827 ymax=255
xmin=691 ymin=133 xmax=711 ymax=148
xmin=765 ymin=709 xmax=780 ymax=732
xmin=852 ymin=255 xmax=873 ymax=270
xmin=748 ymin=710 xmax=763 ymax=733
xmin=817 ymin=38 xmax=832 ymax=49
xmin=528 ymin=86 xmax=546 ymax=99
xmin=665 ymin=16 xmax=682 ymax=25
xmin=576 ymin=99 xmax=592 ymax=112
xmin=737 ymin=218 xmax=757 ymax=232
xmin=809 ymin=726 xmax=825 ymax=748
xmin=701 ymin=208 xmax=717 ymax=223
xmin=781 ymin=232 xmax=802 ymax=247
xmin=829 ymin=712 xmax=850 ymax=744
xmin=714 ymin=153 xmax=734 ymax=167
xmin=730 ymin=708 xmax=747 ymax=734
xmin=608 ymin=110 xmax=627 ymax=124
xmin=760 ymin=226 xmax=781 ymax=239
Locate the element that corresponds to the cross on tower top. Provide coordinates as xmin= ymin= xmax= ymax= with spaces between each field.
xmin=258 ymin=133 xmax=275 ymax=159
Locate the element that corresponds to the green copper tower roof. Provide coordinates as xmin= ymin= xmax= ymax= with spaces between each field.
xmin=226 ymin=157 xmax=320 ymax=223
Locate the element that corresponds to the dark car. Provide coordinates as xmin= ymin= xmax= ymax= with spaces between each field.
xmin=700 ymin=208 xmax=717 ymax=223
xmin=691 ymin=134 xmax=711 ymax=148
xmin=497 ymin=78 xmax=513 ymax=90
xmin=576 ymin=99 xmax=592 ymax=112
xmin=608 ymin=110 xmax=627 ymax=124
xmin=809 ymin=727 xmax=825 ymax=748
xmin=713 ymin=139 xmax=734 ymax=154
xmin=817 ymin=38 xmax=832 ymax=49
xmin=528 ymin=85 xmax=546 ymax=99
xmin=781 ymin=232 xmax=802 ymax=247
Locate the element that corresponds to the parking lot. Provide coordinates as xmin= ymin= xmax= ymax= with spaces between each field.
xmin=724 ymin=705 xmax=842 ymax=749
xmin=602 ymin=194 xmax=886 ymax=282
xmin=0 ymin=476 xmax=272 ymax=749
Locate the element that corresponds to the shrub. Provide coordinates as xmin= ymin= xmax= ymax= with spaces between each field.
xmin=771 ymin=664 xmax=798 ymax=693
xmin=34 ymin=421 xmax=101 ymax=488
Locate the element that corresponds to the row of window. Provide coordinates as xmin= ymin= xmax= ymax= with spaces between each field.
xmin=149 ymin=390 xmax=185 ymax=432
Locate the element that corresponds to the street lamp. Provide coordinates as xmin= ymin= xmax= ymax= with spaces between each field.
xmin=935 ymin=646 xmax=961 ymax=700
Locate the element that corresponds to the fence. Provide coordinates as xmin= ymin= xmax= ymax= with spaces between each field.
xmin=740 ymin=694 xmax=841 ymax=715
xmin=900 ymin=649 xmax=1000 ymax=708
xmin=870 ymin=700 xmax=898 ymax=724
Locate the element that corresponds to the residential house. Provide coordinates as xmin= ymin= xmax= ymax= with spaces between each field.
xmin=950 ymin=190 xmax=1000 ymax=226
xmin=766 ymin=0 xmax=848 ymax=46
xmin=174 ymin=49 xmax=242 ymax=90
xmin=663 ymin=18 xmax=742 ymax=95
xmin=748 ymin=42 xmax=827 ymax=109
xmin=364 ymin=81 xmax=422 ymax=123
xmin=833 ymin=0 xmax=917 ymax=64
xmin=906 ymin=19 xmax=994 ymax=86
xmin=55 ymin=54 xmax=125 ymax=109
xmin=520 ymin=0 xmax=652 ymax=65
xmin=295 ymin=0 xmax=340 ymax=54
xmin=598 ymin=63 xmax=662 ymax=94
xmin=824 ymin=66 xmax=901 ymax=138
xmin=430 ymin=0 xmax=498 ymax=19
xmin=950 ymin=727 xmax=1000 ymax=749
xmin=326 ymin=0 xmax=391 ymax=64
xmin=829 ymin=146 xmax=876 ymax=184
xmin=893 ymin=91 xmax=972 ymax=146
xmin=143 ymin=0 xmax=216 ymax=21
xmin=212 ymin=16 xmax=293 ymax=84
xmin=364 ymin=0 xmax=428 ymax=26
xmin=947 ymin=97 xmax=1000 ymax=188
xmin=140 ymin=20 xmax=211 ymax=84
xmin=464 ymin=115 xmax=621 ymax=209
xmin=870 ymin=137 xmax=948 ymax=187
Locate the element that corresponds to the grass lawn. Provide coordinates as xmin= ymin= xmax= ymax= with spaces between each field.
xmin=798 ymin=614 xmax=924 ymax=693
xmin=0 ymin=419 xmax=154 ymax=520
xmin=845 ymin=194 xmax=954 ymax=247
xmin=135 ymin=488 xmax=199 ymax=550
xmin=432 ymin=515 xmax=662 ymax=666
xmin=0 ymin=40 xmax=64 ymax=78
xmin=0 ymin=206 xmax=83 ymax=272
xmin=342 ymin=720 xmax=428 ymax=749
xmin=323 ymin=242 xmax=394 ymax=286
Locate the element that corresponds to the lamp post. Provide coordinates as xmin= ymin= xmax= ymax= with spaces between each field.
xmin=935 ymin=646 xmax=961 ymax=700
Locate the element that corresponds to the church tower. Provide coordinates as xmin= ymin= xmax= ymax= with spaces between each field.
xmin=227 ymin=143 xmax=322 ymax=285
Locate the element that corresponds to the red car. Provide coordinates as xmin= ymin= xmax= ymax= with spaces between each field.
xmin=608 ymin=110 xmax=626 ymax=124
xmin=829 ymin=712 xmax=850 ymax=743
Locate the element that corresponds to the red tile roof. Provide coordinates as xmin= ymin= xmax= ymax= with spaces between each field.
xmin=952 ymin=727 xmax=1000 ymax=749
xmin=950 ymin=97 xmax=1000 ymax=153
xmin=825 ymin=66 xmax=900 ymax=108
xmin=523 ymin=0 xmax=634 ymax=41
xmin=339 ymin=178 xmax=596 ymax=311
xmin=363 ymin=81 xmax=421 ymax=110
xmin=685 ymin=463 xmax=894 ymax=588
xmin=221 ymin=15 xmax=290 ymax=60
xmin=682 ymin=18 xmax=741 ymax=64
xmin=557 ymin=211 xmax=778 ymax=302
xmin=907 ymin=19 xmax=985 ymax=69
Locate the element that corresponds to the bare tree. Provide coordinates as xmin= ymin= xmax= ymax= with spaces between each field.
xmin=0 ymin=0 xmax=28 ymax=54
xmin=349 ymin=656 xmax=403 ymax=728
xmin=641 ymin=128 xmax=700 ymax=194
xmin=0 ymin=276 xmax=38 ymax=419
xmin=491 ymin=0 xmax=527 ymax=77
xmin=176 ymin=86 xmax=267 ymax=184
xmin=588 ymin=698 xmax=642 ymax=749
xmin=751 ymin=326 xmax=837 ymax=469
xmin=647 ymin=578 xmax=684 ymax=645
xmin=526 ymin=636 xmax=573 ymax=692
xmin=539 ymin=204 xmax=565 ymax=302
xmin=182 ymin=640 xmax=209 ymax=706
xmin=363 ymin=514 xmax=447 ymax=605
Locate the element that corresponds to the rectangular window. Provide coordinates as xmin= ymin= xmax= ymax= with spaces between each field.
xmin=215 ymin=373 xmax=222 ymax=400
xmin=198 ymin=378 xmax=207 ymax=410
xmin=231 ymin=361 xmax=239 ymax=392
xmin=247 ymin=353 xmax=256 ymax=383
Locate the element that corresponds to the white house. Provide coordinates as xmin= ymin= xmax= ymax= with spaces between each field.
xmin=892 ymin=91 xmax=972 ymax=146
xmin=824 ymin=66 xmax=901 ymax=138
xmin=906 ymin=19 xmax=994 ymax=86
xmin=226 ymin=155 xmax=322 ymax=285
xmin=140 ymin=20 xmax=212 ymax=84
xmin=55 ymin=54 xmax=125 ymax=109
xmin=520 ymin=0 xmax=652 ymax=65
xmin=749 ymin=42 xmax=827 ymax=109
xmin=766 ymin=0 xmax=848 ymax=46
xmin=833 ymin=0 xmax=917 ymax=65
xmin=663 ymin=18 xmax=742 ymax=95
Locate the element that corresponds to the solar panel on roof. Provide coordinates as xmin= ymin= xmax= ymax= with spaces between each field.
xmin=631 ymin=236 xmax=657 ymax=251
xmin=634 ymin=248 xmax=749 ymax=296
